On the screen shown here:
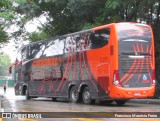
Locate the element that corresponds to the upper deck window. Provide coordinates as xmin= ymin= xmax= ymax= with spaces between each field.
xmin=21 ymin=47 xmax=27 ymax=61
xmin=16 ymin=51 xmax=21 ymax=62
xmin=43 ymin=39 xmax=64 ymax=56
xmin=90 ymin=28 xmax=110 ymax=49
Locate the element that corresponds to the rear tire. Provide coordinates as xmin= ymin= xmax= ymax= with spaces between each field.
xmin=70 ymin=86 xmax=79 ymax=103
xmin=82 ymin=87 xmax=95 ymax=104
xmin=115 ymin=100 xmax=127 ymax=105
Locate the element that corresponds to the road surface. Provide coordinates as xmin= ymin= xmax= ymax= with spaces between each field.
xmin=0 ymin=87 xmax=160 ymax=121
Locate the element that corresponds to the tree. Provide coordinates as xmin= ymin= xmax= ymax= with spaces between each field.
xmin=11 ymin=0 xmax=106 ymax=42
xmin=0 ymin=0 xmax=14 ymax=46
xmin=105 ymin=0 xmax=160 ymax=84
xmin=28 ymin=30 xmax=49 ymax=42
xmin=0 ymin=26 xmax=8 ymax=44
xmin=0 ymin=52 xmax=11 ymax=76
xmin=0 ymin=0 xmax=160 ymax=84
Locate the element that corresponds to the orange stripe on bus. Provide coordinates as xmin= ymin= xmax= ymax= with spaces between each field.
xmin=120 ymin=44 xmax=137 ymax=82
xmin=123 ymin=58 xmax=141 ymax=85
xmin=136 ymin=44 xmax=144 ymax=84
xmin=122 ymin=44 xmax=141 ymax=85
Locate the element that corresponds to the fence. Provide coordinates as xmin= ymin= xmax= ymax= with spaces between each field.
xmin=0 ymin=80 xmax=14 ymax=87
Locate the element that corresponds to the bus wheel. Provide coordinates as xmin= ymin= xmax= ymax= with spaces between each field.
xmin=82 ymin=87 xmax=95 ymax=104
xmin=115 ymin=100 xmax=127 ymax=105
xmin=70 ymin=86 xmax=79 ymax=103
xmin=26 ymin=89 xmax=30 ymax=100
xmin=52 ymin=98 xmax=57 ymax=101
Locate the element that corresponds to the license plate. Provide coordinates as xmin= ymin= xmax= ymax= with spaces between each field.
xmin=134 ymin=92 xmax=141 ymax=96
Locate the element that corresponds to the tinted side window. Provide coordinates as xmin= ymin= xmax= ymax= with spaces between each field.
xmin=43 ymin=39 xmax=64 ymax=56
xmin=64 ymin=33 xmax=91 ymax=53
xmin=28 ymin=39 xmax=65 ymax=59
xmin=28 ymin=43 xmax=45 ymax=59
xmin=90 ymin=28 xmax=110 ymax=49
xmin=21 ymin=47 xmax=27 ymax=61
xmin=76 ymin=33 xmax=91 ymax=51
xmin=64 ymin=36 xmax=76 ymax=53
xmin=16 ymin=51 xmax=21 ymax=62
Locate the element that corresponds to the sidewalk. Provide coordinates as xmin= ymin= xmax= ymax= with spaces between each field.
xmin=0 ymin=87 xmax=18 ymax=121
xmin=0 ymin=94 xmax=3 ymax=121
xmin=129 ymin=98 xmax=160 ymax=105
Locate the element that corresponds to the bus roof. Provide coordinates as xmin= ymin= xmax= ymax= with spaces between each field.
xmin=18 ymin=22 xmax=149 ymax=50
xmin=18 ymin=29 xmax=92 ymax=51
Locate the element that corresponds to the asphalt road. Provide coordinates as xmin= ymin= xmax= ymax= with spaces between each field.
xmin=0 ymin=87 xmax=160 ymax=121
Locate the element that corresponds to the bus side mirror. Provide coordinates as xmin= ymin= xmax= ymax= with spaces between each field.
xmin=9 ymin=66 xmax=12 ymax=74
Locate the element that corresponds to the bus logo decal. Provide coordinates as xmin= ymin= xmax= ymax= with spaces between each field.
xmin=135 ymin=52 xmax=139 ymax=56
xmin=143 ymin=74 xmax=147 ymax=80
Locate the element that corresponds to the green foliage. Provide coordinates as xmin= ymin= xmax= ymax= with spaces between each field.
xmin=0 ymin=0 xmax=12 ymax=9
xmin=22 ymin=0 xmax=106 ymax=37
xmin=0 ymin=52 xmax=11 ymax=76
xmin=0 ymin=0 xmax=15 ymax=23
xmin=82 ymin=23 xmax=97 ymax=30
xmin=105 ymin=0 xmax=120 ymax=9
xmin=28 ymin=31 xmax=50 ymax=42
xmin=105 ymin=0 xmax=160 ymax=84
xmin=0 ymin=0 xmax=160 ymax=85
xmin=0 ymin=12 xmax=15 ymax=22
xmin=0 ymin=0 xmax=15 ymax=45
xmin=0 ymin=26 xmax=8 ymax=43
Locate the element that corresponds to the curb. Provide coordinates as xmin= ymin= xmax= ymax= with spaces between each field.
xmin=129 ymin=98 xmax=160 ymax=105
xmin=0 ymin=95 xmax=4 ymax=110
xmin=0 ymin=95 xmax=3 ymax=121
xmin=0 ymin=94 xmax=18 ymax=121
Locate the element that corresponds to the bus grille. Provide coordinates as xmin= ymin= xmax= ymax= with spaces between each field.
xmin=120 ymin=53 xmax=151 ymax=73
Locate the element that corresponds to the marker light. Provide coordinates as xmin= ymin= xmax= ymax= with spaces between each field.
xmin=113 ymin=70 xmax=122 ymax=87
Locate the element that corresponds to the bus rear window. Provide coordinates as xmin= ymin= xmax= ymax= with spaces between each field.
xmin=117 ymin=24 xmax=152 ymax=41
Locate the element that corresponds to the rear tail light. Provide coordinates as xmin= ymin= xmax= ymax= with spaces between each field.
xmin=152 ymin=69 xmax=156 ymax=85
xmin=113 ymin=70 xmax=122 ymax=87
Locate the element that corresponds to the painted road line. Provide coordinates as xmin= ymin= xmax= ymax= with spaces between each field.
xmin=0 ymin=99 xmax=4 ymax=121
xmin=0 ymin=108 xmax=3 ymax=121
xmin=15 ymin=104 xmax=160 ymax=121
xmin=19 ymin=118 xmax=37 ymax=121
xmin=130 ymin=118 xmax=160 ymax=121
xmin=19 ymin=110 xmax=103 ymax=121
xmin=0 ymin=97 xmax=2 ymax=121
xmin=72 ymin=118 xmax=102 ymax=121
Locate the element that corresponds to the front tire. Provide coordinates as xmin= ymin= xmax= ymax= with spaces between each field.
xmin=26 ymin=89 xmax=30 ymax=100
xmin=82 ymin=87 xmax=95 ymax=104
xmin=70 ymin=86 xmax=79 ymax=103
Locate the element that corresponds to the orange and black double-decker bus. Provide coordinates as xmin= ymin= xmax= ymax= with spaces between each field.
xmin=9 ymin=22 xmax=156 ymax=105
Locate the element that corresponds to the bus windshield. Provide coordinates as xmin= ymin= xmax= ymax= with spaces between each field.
xmin=117 ymin=23 xmax=152 ymax=42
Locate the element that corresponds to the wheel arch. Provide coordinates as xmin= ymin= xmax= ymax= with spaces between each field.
xmin=68 ymin=83 xmax=89 ymax=98
xmin=79 ymin=84 xmax=88 ymax=93
xmin=68 ymin=84 xmax=76 ymax=98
